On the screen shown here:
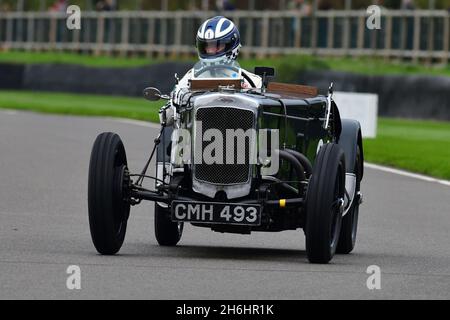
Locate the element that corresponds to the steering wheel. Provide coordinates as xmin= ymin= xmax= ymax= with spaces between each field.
xmin=193 ymin=65 xmax=240 ymax=78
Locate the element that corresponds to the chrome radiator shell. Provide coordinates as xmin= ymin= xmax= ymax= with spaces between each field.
xmin=191 ymin=93 xmax=259 ymax=199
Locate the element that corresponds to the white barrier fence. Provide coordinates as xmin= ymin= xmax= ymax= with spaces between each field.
xmin=0 ymin=10 xmax=448 ymax=62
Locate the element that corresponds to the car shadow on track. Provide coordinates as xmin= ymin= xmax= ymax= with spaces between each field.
xmin=122 ymin=244 xmax=307 ymax=263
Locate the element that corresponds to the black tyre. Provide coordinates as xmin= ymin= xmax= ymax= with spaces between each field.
xmin=88 ymin=132 xmax=130 ymax=255
xmin=155 ymin=203 xmax=183 ymax=246
xmin=337 ymin=145 xmax=362 ymax=254
xmin=305 ymin=143 xmax=346 ymax=264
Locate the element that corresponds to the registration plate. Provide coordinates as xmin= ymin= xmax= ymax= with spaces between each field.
xmin=171 ymin=201 xmax=261 ymax=226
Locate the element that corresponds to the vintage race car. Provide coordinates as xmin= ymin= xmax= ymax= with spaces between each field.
xmin=88 ymin=61 xmax=364 ymax=264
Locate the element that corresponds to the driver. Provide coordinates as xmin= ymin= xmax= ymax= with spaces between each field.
xmin=172 ymin=16 xmax=262 ymax=104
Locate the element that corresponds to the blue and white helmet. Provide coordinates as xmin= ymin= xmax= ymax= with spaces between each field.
xmin=196 ymin=16 xmax=241 ymax=63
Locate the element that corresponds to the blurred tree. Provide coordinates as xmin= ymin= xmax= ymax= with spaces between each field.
xmin=318 ymin=0 xmax=342 ymax=9
xmin=405 ymin=0 xmax=445 ymax=9
xmin=408 ymin=0 xmax=448 ymax=9
xmin=4 ymin=0 xmax=449 ymax=11
xmin=15 ymin=0 xmax=90 ymax=11
xmin=17 ymin=0 xmax=24 ymax=11
xmin=384 ymin=0 xmax=401 ymax=8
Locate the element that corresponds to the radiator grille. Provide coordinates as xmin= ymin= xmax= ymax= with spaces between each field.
xmin=194 ymin=107 xmax=255 ymax=185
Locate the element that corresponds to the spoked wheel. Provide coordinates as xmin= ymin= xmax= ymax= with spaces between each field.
xmin=305 ymin=143 xmax=346 ymax=264
xmin=155 ymin=203 xmax=183 ymax=246
xmin=88 ymin=132 xmax=130 ymax=255
xmin=337 ymin=145 xmax=362 ymax=254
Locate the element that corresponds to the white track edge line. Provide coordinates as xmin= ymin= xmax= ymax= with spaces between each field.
xmin=112 ymin=118 xmax=160 ymax=129
xmin=365 ymin=163 xmax=450 ymax=187
xmin=0 ymin=109 xmax=19 ymax=115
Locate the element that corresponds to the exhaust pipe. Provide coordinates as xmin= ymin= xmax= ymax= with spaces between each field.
xmin=278 ymin=150 xmax=306 ymax=182
xmin=284 ymin=149 xmax=313 ymax=178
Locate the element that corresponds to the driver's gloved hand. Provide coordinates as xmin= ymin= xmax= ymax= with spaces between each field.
xmin=171 ymin=86 xmax=189 ymax=108
xmin=159 ymin=103 xmax=176 ymax=126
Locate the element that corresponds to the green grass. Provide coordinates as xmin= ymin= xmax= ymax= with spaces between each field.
xmin=1 ymin=51 xmax=450 ymax=79
xmin=0 ymin=90 xmax=164 ymax=122
xmin=324 ymin=56 xmax=450 ymax=78
xmin=241 ymin=55 xmax=450 ymax=80
xmin=364 ymin=118 xmax=450 ymax=180
xmin=0 ymin=51 xmax=193 ymax=68
xmin=0 ymin=90 xmax=449 ymax=180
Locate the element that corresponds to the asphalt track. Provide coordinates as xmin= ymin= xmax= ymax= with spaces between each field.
xmin=0 ymin=110 xmax=449 ymax=300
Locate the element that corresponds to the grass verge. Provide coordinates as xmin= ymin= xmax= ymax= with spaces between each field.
xmin=0 ymin=90 xmax=449 ymax=180
xmin=0 ymin=50 xmax=181 ymax=68
xmin=0 ymin=90 xmax=163 ymax=122
xmin=363 ymin=118 xmax=450 ymax=180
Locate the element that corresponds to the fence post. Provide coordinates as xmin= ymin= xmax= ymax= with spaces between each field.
xmin=370 ymin=25 xmax=377 ymax=56
xmin=84 ymin=15 xmax=91 ymax=54
xmin=400 ymin=16 xmax=407 ymax=61
xmin=72 ymin=25 xmax=80 ymax=53
xmin=159 ymin=15 xmax=168 ymax=58
xmin=277 ymin=14 xmax=284 ymax=49
xmin=327 ymin=15 xmax=334 ymax=50
xmin=147 ymin=17 xmax=155 ymax=58
xmin=357 ymin=15 xmax=364 ymax=53
xmin=311 ymin=3 xmax=318 ymax=54
xmin=107 ymin=16 xmax=116 ymax=50
xmin=6 ymin=15 xmax=13 ymax=48
xmin=384 ymin=13 xmax=392 ymax=60
xmin=412 ymin=13 xmax=421 ymax=63
xmin=49 ymin=14 xmax=57 ymax=51
xmin=0 ymin=14 xmax=3 ymax=47
xmin=259 ymin=12 xmax=270 ymax=58
xmin=344 ymin=0 xmax=353 ymax=55
xmin=343 ymin=14 xmax=350 ymax=54
xmin=95 ymin=15 xmax=105 ymax=56
xmin=444 ymin=14 xmax=449 ymax=65
xmin=27 ymin=15 xmax=35 ymax=50
xmin=17 ymin=13 xmax=24 ymax=43
xmin=427 ymin=11 xmax=435 ymax=64
xmin=173 ymin=12 xmax=182 ymax=57
xmin=121 ymin=15 xmax=130 ymax=57
xmin=294 ymin=15 xmax=302 ymax=49
xmin=131 ymin=17 xmax=140 ymax=57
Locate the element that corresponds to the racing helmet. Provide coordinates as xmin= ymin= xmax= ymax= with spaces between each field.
xmin=196 ymin=16 xmax=241 ymax=64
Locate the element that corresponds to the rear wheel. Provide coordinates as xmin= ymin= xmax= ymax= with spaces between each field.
xmin=337 ymin=146 xmax=362 ymax=254
xmin=88 ymin=132 xmax=130 ymax=255
xmin=305 ymin=143 xmax=346 ymax=264
xmin=155 ymin=204 xmax=183 ymax=246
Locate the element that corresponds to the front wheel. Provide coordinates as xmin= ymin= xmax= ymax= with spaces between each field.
xmin=305 ymin=143 xmax=346 ymax=264
xmin=88 ymin=132 xmax=130 ymax=255
xmin=154 ymin=204 xmax=183 ymax=246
